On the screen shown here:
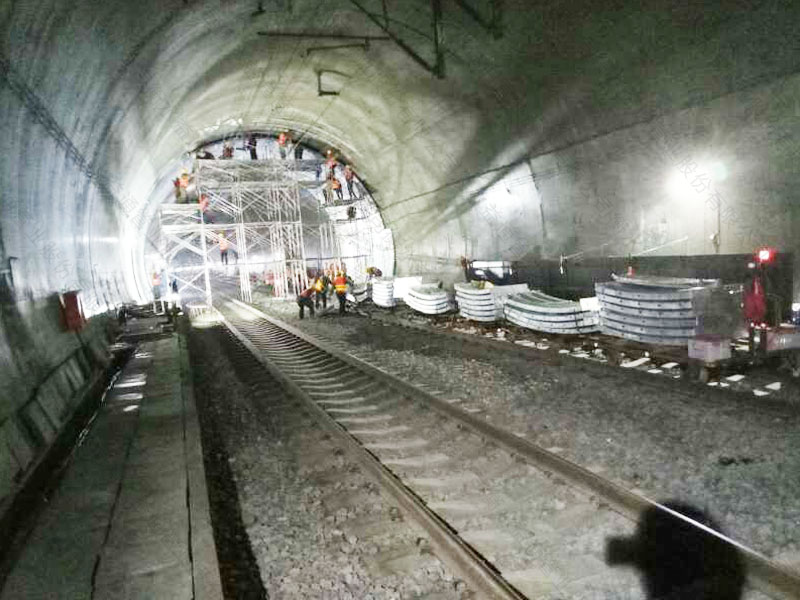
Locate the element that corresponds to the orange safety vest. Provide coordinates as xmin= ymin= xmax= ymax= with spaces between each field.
xmin=333 ymin=274 xmax=347 ymax=293
xmin=219 ymin=238 xmax=229 ymax=251
xmin=314 ymin=278 xmax=324 ymax=292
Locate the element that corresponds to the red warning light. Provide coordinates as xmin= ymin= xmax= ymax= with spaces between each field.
xmin=756 ymin=247 xmax=774 ymax=263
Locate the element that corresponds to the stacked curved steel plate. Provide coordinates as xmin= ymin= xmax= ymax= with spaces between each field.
xmin=371 ymin=277 xmax=396 ymax=307
xmin=347 ymin=282 xmax=369 ymax=304
xmin=455 ymin=283 xmax=529 ymax=322
xmin=595 ymin=274 xmax=718 ymax=346
xmin=504 ymin=290 xmax=600 ymax=333
xmin=405 ymin=283 xmax=453 ymax=315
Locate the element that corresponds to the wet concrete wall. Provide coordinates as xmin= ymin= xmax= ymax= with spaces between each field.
xmin=0 ymin=289 xmax=113 ymax=511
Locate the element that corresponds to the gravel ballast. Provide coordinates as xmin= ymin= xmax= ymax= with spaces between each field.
xmin=188 ymin=319 xmax=474 ymax=599
xmin=252 ymin=295 xmax=800 ymax=571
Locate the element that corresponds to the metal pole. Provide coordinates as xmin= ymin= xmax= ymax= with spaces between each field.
xmin=432 ymin=0 xmax=445 ymax=79
xmin=490 ymin=0 xmax=503 ymax=38
xmin=199 ymin=209 xmax=212 ymax=307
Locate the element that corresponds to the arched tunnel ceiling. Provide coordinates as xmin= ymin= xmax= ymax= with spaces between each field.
xmin=2 ymin=0 xmax=800 ymax=305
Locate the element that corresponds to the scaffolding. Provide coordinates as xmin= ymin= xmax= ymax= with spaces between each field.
xmin=159 ymin=203 xmax=214 ymax=305
xmin=160 ymin=158 xmax=309 ymax=305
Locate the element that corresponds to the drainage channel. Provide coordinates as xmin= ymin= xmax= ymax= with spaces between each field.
xmin=216 ymin=297 xmax=799 ymax=600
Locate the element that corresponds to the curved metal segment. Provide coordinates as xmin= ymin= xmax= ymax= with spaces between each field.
xmin=596 ymin=290 xmax=693 ymax=310
xmin=600 ymin=308 xmax=697 ymax=328
xmin=599 ymin=325 xmax=690 ymax=346
xmin=596 ymin=281 xmax=695 ymax=302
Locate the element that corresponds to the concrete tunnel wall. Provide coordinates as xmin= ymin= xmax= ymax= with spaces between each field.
xmin=1 ymin=0 xmax=800 ymax=506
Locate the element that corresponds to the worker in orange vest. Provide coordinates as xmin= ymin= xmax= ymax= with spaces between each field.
xmin=313 ymin=275 xmax=327 ymax=309
xmin=332 ymin=177 xmax=343 ymax=201
xmin=333 ymin=270 xmax=348 ymax=315
xmin=297 ymin=283 xmax=315 ymax=319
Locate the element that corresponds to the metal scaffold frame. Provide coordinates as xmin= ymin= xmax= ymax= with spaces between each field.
xmin=160 ymin=158 xmax=309 ymax=305
xmin=159 ymin=203 xmax=214 ymax=306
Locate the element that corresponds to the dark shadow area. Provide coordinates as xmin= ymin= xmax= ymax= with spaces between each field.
xmin=606 ymin=501 xmax=745 ymax=600
xmin=186 ymin=322 xmax=268 ymax=600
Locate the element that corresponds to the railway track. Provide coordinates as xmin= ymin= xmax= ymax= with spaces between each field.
xmin=189 ymin=322 xmax=471 ymax=597
xmin=211 ymin=296 xmax=800 ymax=600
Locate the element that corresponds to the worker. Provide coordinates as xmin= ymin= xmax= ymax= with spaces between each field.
xmin=333 ymin=270 xmax=348 ymax=315
xmin=344 ymin=165 xmax=356 ymax=199
xmin=313 ymin=274 xmax=328 ymax=309
xmin=278 ymin=131 xmax=291 ymax=159
xmin=219 ymin=236 xmax=230 ymax=265
xmin=326 ymin=157 xmax=338 ymax=179
xmin=151 ymin=271 xmax=162 ymax=300
xmin=297 ymin=283 xmax=315 ymax=319
xmin=332 ymin=177 xmax=343 ymax=201
xmin=222 ymin=141 xmax=233 ymax=159
xmin=743 ymin=264 xmax=767 ymax=357
xmin=324 ymin=177 xmax=334 ymax=205
xmin=173 ymin=177 xmax=183 ymax=202
xmin=198 ymin=193 xmax=214 ymax=223
xmin=246 ymin=134 xmax=258 ymax=160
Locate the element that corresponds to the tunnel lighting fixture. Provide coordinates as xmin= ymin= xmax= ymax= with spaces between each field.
xmin=667 ymin=170 xmax=693 ymax=199
xmin=123 ymin=405 xmax=140 ymax=413
xmin=792 ymin=302 xmax=800 ymax=312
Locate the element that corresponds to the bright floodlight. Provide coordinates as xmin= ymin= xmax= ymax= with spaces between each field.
xmin=667 ymin=170 xmax=693 ymax=199
xmin=757 ymin=248 xmax=773 ymax=262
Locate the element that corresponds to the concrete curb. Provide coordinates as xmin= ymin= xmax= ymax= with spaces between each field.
xmin=179 ymin=330 xmax=224 ymax=600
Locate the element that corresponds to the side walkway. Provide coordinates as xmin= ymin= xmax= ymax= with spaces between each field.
xmin=1 ymin=325 xmax=222 ymax=599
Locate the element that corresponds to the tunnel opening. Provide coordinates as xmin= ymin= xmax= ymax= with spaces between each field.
xmin=140 ymin=132 xmax=395 ymax=307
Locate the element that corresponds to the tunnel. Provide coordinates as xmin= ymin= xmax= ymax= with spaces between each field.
xmin=2 ymin=1 xmax=800 ymax=598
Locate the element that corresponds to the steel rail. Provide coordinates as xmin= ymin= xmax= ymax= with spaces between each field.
xmin=216 ymin=308 xmax=527 ymax=600
xmin=222 ymin=297 xmax=800 ymax=600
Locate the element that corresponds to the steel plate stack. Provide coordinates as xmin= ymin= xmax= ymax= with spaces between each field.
xmin=372 ymin=277 xmax=396 ymax=308
xmin=392 ymin=276 xmax=423 ymax=300
xmin=347 ymin=282 xmax=369 ymax=304
xmin=405 ymin=284 xmax=453 ymax=315
xmin=455 ymin=283 xmax=528 ymax=322
xmin=595 ymin=274 xmax=714 ymax=346
xmin=504 ymin=290 xmax=600 ymax=334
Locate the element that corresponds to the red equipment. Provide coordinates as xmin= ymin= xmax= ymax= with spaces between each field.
xmin=756 ymin=247 xmax=775 ymax=264
xmin=59 ymin=291 xmax=86 ymax=332
xmin=743 ymin=274 xmax=766 ymax=325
